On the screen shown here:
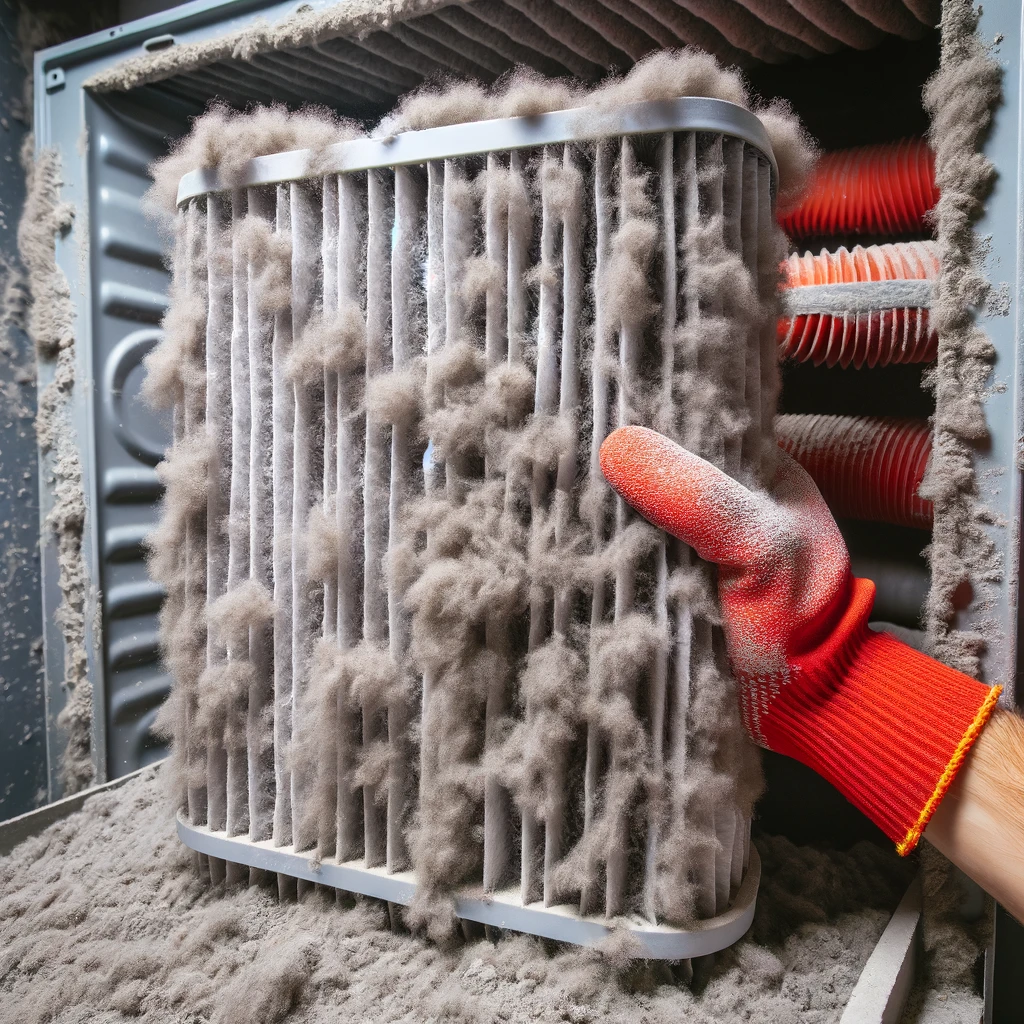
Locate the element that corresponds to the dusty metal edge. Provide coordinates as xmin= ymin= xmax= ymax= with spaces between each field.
xmin=177 ymin=811 xmax=760 ymax=958
xmin=176 ymin=96 xmax=779 ymax=206
xmin=0 ymin=759 xmax=164 ymax=857
xmin=840 ymin=874 xmax=922 ymax=1024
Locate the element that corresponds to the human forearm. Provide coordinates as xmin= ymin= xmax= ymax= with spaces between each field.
xmin=925 ymin=710 xmax=1024 ymax=924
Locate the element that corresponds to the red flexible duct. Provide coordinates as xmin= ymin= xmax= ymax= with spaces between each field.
xmin=776 ymin=414 xmax=933 ymax=530
xmin=780 ymin=138 xmax=938 ymax=240
xmin=778 ymin=241 xmax=939 ymax=368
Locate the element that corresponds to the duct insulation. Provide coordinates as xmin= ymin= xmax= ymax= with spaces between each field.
xmin=148 ymin=92 xmax=790 ymax=948
xmin=779 ymin=138 xmax=938 ymax=240
xmin=778 ymin=241 xmax=939 ymax=368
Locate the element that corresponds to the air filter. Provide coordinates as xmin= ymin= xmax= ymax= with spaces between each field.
xmin=778 ymin=241 xmax=939 ymax=368
xmin=152 ymin=94 xmax=784 ymax=958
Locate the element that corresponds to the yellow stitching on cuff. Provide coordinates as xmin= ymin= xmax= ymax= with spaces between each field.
xmin=896 ymin=684 xmax=1003 ymax=857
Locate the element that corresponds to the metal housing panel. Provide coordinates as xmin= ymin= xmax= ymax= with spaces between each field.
xmin=86 ymin=94 xmax=173 ymax=776
xmin=962 ymin=4 xmax=1024 ymax=702
xmin=30 ymin=0 xmax=341 ymax=805
xmin=0 ymin=0 xmax=47 ymax=821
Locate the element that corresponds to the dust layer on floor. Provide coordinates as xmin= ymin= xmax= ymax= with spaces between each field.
xmin=1 ymin=765 xmax=923 ymax=1024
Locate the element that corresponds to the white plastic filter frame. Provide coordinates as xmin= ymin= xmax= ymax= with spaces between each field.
xmin=174 ymin=95 xmax=777 ymax=958
xmin=176 ymin=96 xmax=779 ymax=202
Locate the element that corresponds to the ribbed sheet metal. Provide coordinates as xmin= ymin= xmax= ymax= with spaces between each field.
xmin=171 ymin=113 xmax=777 ymax=947
xmin=146 ymin=0 xmax=940 ymax=115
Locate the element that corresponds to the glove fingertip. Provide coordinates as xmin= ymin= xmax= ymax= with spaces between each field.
xmin=599 ymin=425 xmax=664 ymax=498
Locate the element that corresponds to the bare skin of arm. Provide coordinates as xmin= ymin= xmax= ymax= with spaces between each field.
xmin=926 ymin=709 xmax=1024 ymax=924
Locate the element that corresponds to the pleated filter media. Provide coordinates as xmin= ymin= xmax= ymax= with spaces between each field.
xmin=149 ymin=90 xmax=788 ymax=957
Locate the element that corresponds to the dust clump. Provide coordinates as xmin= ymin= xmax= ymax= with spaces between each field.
xmin=146 ymin=103 xmax=363 ymax=215
xmin=372 ymin=51 xmax=815 ymax=213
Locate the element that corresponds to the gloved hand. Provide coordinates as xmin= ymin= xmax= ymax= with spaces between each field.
xmin=600 ymin=425 xmax=1002 ymax=854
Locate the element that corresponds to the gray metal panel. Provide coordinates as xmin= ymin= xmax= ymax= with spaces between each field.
xmin=967 ymin=5 xmax=1023 ymax=701
xmin=86 ymin=93 xmax=174 ymax=777
xmin=840 ymin=876 xmax=921 ymax=1024
xmin=0 ymin=0 xmax=47 ymax=822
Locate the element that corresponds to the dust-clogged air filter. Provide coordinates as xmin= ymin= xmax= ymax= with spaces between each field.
xmin=154 ymin=94 xmax=788 ymax=959
xmin=778 ymin=241 xmax=939 ymax=368
xmin=777 ymin=414 xmax=933 ymax=530
xmin=779 ymin=138 xmax=938 ymax=240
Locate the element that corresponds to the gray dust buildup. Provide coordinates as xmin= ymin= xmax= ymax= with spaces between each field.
xmin=17 ymin=140 xmax=95 ymax=794
xmin=0 ymin=766 xmax=916 ymax=1024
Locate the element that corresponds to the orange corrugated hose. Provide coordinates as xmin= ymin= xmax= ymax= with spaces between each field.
xmin=776 ymin=414 xmax=933 ymax=530
xmin=778 ymin=241 xmax=940 ymax=368
xmin=780 ymin=138 xmax=938 ymax=239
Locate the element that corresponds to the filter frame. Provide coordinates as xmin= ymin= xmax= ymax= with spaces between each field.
xmin=176 ymin=95 xmax=778 ymax=204
xmin=178 ymin=812 xmax=761 ymax=958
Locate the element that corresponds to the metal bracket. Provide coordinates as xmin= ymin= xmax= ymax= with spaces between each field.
xmin=44 ymin=68 xmax=65 ymax=93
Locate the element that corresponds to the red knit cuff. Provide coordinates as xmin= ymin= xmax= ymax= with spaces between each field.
xmin=765 ymin=578 xmax=1002 ymax=854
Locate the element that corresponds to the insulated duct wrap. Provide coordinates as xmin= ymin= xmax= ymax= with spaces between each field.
xmin=779 ymin=138 xmax=938 ymax=240
xmin=777 ymin=414 xmax=933 ymax=529
xmin=152 ymin=98 xmax=782 ymax=946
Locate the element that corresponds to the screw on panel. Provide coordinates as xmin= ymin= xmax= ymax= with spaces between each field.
xmin=44 ymin=68 xmax=65 ymax=93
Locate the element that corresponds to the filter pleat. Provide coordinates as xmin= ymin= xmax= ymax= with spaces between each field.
xmin=335 ymin=173 xmax=367 ymax=862
xmin=288 ymin=181 xmax=324 ymax=863
xmin=361 ymin=168 xmax=394 ymax=869
xmin=579 ymin=139 xmax=613 ymax=919
xmin=271 ymin=184 xmax=295 ymax=851
xmin=544 ymin=142 xmax=583 ymax=908
xmin=524 ymin=146 xmax=562 ymax=908
xmin=482 ymin=152 xmax=513 ymax=894
xmin=225 ymin=189 xmax=252 ymax=846
xmin=678 ymin=131 xmax=717 ymax=921
xmin=204 ymin=193 xmax=232 ymax=855
xmin=418 ymin=160 xmax=444 ymax=802
xmin=703 ymin=137 xmax=739 ymax=916
xmin=504 ymin=149 xmax=531 ymax=900
xmin=603 ymin=136 xmax=644 ymax=920
xmin=246 ymin=187 xmax=276 ymax=845
xmin=643 ymin=132 xmax=675 ymax=924
xmin=386 ymin=165 xmax=421 ymax=873
xmin=182 ymin=199 xmax=209 ymax=830
xmin=314 ymin=174 xmax=340 ymax=862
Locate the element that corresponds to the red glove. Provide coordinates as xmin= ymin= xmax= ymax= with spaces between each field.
xmin=600 ymin=426 xmax=1002 ymax=855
